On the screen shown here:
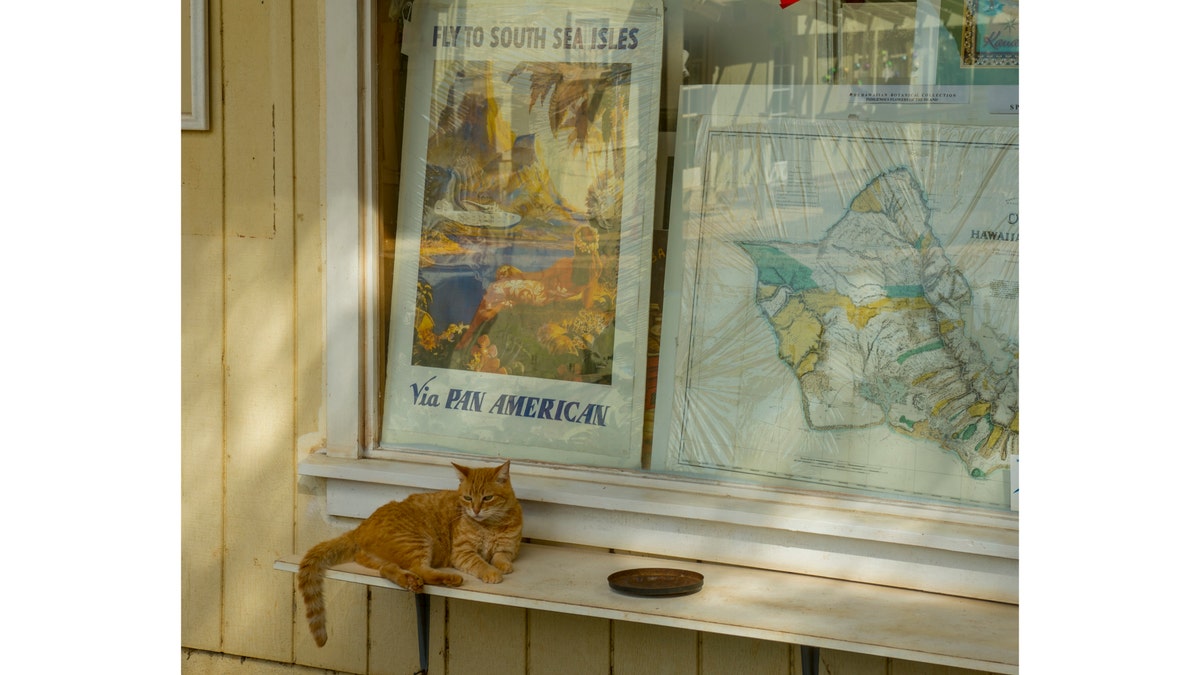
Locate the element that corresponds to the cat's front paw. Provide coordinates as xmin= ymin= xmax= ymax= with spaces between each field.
xmin=494 ymin=560 xmax=513 ymax=574
xmin=479 ymin=567 xmax=504 ymax=584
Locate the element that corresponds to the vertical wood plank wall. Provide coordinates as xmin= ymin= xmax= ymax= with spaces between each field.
xmin=180 ymin=1 xmax=1002 ymax=673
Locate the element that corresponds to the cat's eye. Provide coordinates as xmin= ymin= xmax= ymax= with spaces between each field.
xmin=482 ymin=495 xmax=494 ymax=502
xmin=461 ymin=495 xmax=471 ymax=502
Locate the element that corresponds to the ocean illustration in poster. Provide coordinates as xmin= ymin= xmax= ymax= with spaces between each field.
xmin=411 ymin=60 xmax=632 ymax=386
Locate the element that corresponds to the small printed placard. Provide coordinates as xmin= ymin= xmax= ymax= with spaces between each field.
xmin=848 ymin=85 xmax=969 ymax=105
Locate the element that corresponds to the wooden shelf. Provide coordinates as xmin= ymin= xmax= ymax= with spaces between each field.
xmin=276 ymin=542 xmax=1016 ymax=674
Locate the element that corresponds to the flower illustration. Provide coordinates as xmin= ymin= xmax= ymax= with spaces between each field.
xmin=467 ymin=335 xmax=507 ymax=374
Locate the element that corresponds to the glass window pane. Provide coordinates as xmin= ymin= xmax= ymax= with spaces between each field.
xmin=374 ymin=0 xmax=1019 ymax=511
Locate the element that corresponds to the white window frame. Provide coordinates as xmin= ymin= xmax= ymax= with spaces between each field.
xmin=317 ymin=0 xmax=1017 ymax=605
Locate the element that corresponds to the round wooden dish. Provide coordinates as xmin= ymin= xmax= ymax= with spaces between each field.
xmin=607 ymin=568 xmax=704 ymax=597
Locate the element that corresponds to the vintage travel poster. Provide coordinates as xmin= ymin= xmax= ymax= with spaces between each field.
xmin=381 ymin=0 xmax=662 ymax=467
xmin=654 ymin=117 xmax=1018 ymax=509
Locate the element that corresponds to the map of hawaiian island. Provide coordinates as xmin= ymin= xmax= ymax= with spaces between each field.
xmin=740 ymin=167 xmax=1017 ymax=478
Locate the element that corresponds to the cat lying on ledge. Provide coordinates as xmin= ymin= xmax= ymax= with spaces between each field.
xmin=298 ymin=460 xmax=523 ymax=646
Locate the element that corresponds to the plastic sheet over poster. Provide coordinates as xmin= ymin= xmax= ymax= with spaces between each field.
xmin=654 ymin=117 xmax=1018 ymax=509
xmin=381 ymin=0 xmax=663 ymax=468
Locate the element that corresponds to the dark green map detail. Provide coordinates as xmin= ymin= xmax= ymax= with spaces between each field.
xmin=739 ymin=242 xmax=818 ymax=291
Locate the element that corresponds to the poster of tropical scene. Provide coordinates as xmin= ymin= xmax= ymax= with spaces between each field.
xmin=411 ymin=59 xmax=632 ymax=386
xmin=381 ymin=0 xmax=662 ymax=467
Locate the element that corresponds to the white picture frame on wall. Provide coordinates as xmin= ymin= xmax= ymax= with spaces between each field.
xmin=182 ymin=0 xmax=209 ymax=131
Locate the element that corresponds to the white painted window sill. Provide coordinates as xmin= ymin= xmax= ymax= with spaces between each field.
xmin=275 ymin=541 xmax=1017 ymax=674
xmin=299 ymin=452 xmax=1018 ymax=603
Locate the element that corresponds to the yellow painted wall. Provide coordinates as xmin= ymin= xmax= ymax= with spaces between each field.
xmin=180 ymin=1 xmax=1000 ymax=673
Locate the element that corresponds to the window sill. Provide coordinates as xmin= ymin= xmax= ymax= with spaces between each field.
xmin=275 ymin=541 xmax=1017 ymax=673
xmin=300 ymin=451 xmax=1018 ymax=603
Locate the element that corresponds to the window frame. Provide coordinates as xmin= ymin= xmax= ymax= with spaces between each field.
xmin=318 ymin=0 xmax=1018 ymax=605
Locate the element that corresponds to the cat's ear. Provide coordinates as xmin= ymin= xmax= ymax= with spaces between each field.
xmin=494 ymin=460 xmax=511 ymax=484
xmin=452 ymin=462 xmax=471 ymax=481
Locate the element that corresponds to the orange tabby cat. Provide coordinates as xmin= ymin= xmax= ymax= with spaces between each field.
xmin=298 ymin=460 xmax=522 ymax=646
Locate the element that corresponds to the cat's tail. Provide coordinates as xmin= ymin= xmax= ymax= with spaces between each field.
xmin=297 ymin=533 xmax=358 ymax=647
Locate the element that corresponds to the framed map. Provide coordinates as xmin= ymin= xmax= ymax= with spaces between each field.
xmin=654 ymin=117 xmax=1018 ymax=509
xmin=380 ymin=0 xmax=662 ymax=468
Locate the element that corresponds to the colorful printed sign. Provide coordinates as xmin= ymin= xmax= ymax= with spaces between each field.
xmin=962 ymin=0 xmax=1019 ymax=67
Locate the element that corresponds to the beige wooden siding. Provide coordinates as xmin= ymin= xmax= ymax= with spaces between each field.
xmin=701 ymin=633 xmax=791 ymax=674
xmin=612 ymin=622 xmax=698 ymax=675
xmin=529 ymin=611 xmax=609 ymax=675
xmin=180 ymin=1 xmax=1006 ymax=674
xmin=181 ymin=0 xmax=226 ymax=654
xmin=446 ymin=601 xmax=526 ymax=673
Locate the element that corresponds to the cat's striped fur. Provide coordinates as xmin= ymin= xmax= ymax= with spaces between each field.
xmin=298 ymin=460 xmax=523 ymax=646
